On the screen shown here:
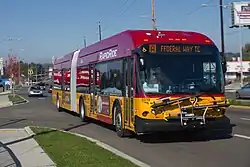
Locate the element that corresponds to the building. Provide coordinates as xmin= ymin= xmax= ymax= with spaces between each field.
xmin=48 ymin=67 xmax=53 ymax=79
xmin=226 ymin=57 xmax=250 ymax=80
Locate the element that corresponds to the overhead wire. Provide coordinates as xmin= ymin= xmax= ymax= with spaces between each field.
xmin=99 ymin=0 xmax=130 ymax=23
xmin=101 ymin=0 xmax=137 ymax=33
xmin=187 ymin=0 xmax=215 ymax=16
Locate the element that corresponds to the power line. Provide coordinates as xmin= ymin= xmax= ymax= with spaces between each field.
xmin=95 ymin=0 xmax=134 ymax=41
xmin=102 ymin=0 xmax=137 ymax=32
xmin=187 ymin=0 xmax=214 ymax=16
xmin=99 ymin=0 xmax=130 ymax=22
xmin=225 ymin=31 xmax=238 ymax=35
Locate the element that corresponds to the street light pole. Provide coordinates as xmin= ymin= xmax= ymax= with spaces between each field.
xmin=36 ymin=65 xmax=38 ymax=83
xmin=151 ymin=0 xmax=157 ymax=30
xmin=239 ymin=25 xmax=244 ymax=87
xmin=27 ymin=63 xmax=29 ymax=86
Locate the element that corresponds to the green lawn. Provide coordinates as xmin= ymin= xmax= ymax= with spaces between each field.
xmin=8 ymin=94 xmax=26 ymax=103
xmin=228 ymin=99 xmax=250 ymax=106
xmin=31 ymin=127 xmax=139 ymax=167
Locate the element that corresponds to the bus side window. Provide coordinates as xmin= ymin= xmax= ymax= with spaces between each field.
xmin=61 ymin=69 xmax=65 ymax=91
xmin=96 ymin=60 xmax=123 ymax=96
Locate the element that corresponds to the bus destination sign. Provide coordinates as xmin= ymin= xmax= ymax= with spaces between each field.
xmin=141 ymin=44 xmax=204 ymax=54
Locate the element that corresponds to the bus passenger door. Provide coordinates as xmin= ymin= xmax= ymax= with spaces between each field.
xmin=124 ymin=57 xmax=134 ymax=128
xmin=89 ymin=64 xmax=96 ymax=115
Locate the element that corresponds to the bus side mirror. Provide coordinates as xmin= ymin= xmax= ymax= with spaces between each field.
xmin=139 ymin=58 xmax=145 ymax=71
xmin=220 ymin=52 xmax=227 ymax=74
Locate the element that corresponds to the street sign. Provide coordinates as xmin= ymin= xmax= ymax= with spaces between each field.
xmin=231 ymin=2 xmax=250 ymax=26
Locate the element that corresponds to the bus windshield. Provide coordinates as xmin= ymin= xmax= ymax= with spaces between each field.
xmin=138 ymin=44 xmax=224 ymax=95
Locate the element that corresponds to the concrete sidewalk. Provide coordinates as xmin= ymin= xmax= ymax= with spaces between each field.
xmin=0 ymin=91 xmax=12 ymax=108
xmin=0 ymin=128 xmax=56 ymax=167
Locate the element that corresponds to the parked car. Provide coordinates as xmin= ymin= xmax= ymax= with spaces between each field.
xmin=37 ymin=82 xmax=46 ymax=90
xmin=28 ymin=86 xmax=43 ymax=97
xmin=48 ymin=85 xmax=52 ymax=93
xmin=236 ymin=83 xmax=250 ymax=99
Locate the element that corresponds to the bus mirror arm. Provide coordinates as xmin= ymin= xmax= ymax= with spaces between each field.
xmin=220 ymin=52 xmax=227 ymax=74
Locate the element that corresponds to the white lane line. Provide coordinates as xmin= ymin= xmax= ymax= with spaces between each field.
xmin=234 ymin=134 xmax=250 ymax=140
xmin=240 ymin=118 xmax=250 ymax=121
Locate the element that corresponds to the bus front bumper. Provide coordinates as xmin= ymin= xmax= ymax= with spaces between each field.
xmin=134 ymin=115 xmax=231 ymax=134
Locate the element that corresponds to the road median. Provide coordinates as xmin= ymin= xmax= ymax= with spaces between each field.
xmin=8 ymin=94 xmax=29 ymax=105
xmin=26 ymin=126 xmax=149 ymax=167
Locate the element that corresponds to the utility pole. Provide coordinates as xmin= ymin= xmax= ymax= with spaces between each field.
xmin=219 ymin=0 xmax=225 ymax=62
xmin=151 ymin=0 xmax=157 ymax=30
xmin=18 ymin=59 xmax=21 ymax=84
xmin=84 ymin=37 xmax=87 ymax=48
xmin=27 ymin=63 xmax=30 ymax=86
xmin=98 ymin=21 xmax=102 ymax=41
xmin=36 ymin=64 xmax=38 ymax=83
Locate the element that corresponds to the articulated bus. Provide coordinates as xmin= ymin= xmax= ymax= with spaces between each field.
xmin=52 ymin=30 xmax=230 ymax=137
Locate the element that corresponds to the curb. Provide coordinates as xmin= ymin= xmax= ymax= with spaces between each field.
xmin=1 ymin=127 xmax=57 ymax=167
xmin=9 ymin=94 xmax=29 ymax=106
xmin=0 ymin=94 xmax=29 ymax=109
xmin=24 ymin=126 xmax=151 ymax=167
xmin=229 ymin=105 xmax=250 ymax=109
xmin=0 ymin=92 xmax=11 ymax=96
xmin=0 ymin=102 xmax=13 ymax=109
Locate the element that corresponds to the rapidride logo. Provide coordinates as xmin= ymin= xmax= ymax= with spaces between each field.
xmin=99 ymin=49 xmax=118 ymax=60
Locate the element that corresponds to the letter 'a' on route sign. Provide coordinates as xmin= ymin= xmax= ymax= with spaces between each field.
xmin=149 ymin=44 xmax=156 ymax=53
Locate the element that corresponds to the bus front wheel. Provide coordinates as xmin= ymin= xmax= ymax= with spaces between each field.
xmin=114 ymin=104 xmax=126 ymax=137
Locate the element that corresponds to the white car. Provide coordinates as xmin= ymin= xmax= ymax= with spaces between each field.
xmin=28 ymin=86 xmax=43 ymax=97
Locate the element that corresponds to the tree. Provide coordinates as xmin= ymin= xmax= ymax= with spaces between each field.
xmin=243 ymin=43 xmax=250 ymax=61
xmin=20 ymin=61 xmax=29 ymax=77
xmin=4 ymin=55 xmax=19 ymax=84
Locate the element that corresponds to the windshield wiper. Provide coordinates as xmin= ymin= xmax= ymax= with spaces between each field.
xmin=194 ymin=84 xmax=218 ymax=100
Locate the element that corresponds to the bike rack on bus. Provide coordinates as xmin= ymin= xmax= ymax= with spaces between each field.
xmin=151 ymin=93 xmax=230 ymax=126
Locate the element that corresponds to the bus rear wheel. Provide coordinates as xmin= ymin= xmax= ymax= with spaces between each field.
xmin=79 ymin=99 xmax=87 ymax=122
xmin=56 ymin=96 xmax=61 ymax=112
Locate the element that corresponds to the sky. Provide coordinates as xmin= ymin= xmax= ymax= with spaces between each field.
xmin=0 ymin=0 xmax=249 ymax=63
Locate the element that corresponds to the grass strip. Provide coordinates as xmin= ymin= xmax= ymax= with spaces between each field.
xmin=228 ymin=99 xmax=250 ymax=106
xmin=8 ymin=94 xmax=26 ymax=104
xmin=31 ymin=127 xmax=139 ymax=167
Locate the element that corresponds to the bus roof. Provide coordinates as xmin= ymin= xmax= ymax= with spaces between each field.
xmin=53 ymin=51 xmax=75 ymax=70
xmin=53 ymin=29 xmax=216 ymax=68
xmin=77 ymin=29 xmax=215 ymax=66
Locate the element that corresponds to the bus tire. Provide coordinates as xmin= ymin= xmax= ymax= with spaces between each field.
xmin=56 ymin=95 xmax=61 ymax=112
xmin=79 ymin=98 xmax=87 ymax=122
xmin=114 ymin=104 xmax=126 ymax=137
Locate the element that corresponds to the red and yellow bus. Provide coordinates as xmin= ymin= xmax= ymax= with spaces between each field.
xmin=52 ymin=29 xmax=230 ymax=137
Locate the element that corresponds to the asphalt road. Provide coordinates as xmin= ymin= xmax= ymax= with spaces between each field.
xmin=0 ymin=88 xmax=250 ymax=167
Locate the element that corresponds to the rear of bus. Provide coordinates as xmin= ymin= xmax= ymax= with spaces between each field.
xmin=133 ymin=42 xmax=230 ymax=134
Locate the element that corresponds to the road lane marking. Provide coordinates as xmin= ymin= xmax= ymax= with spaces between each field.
xmin=240 ymin=118 xmax=250 ymax=121
xmin=38 ymin=97 xmax=46 ymax=100
xmin=234 ymin=134 xmax=250 ymax=140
